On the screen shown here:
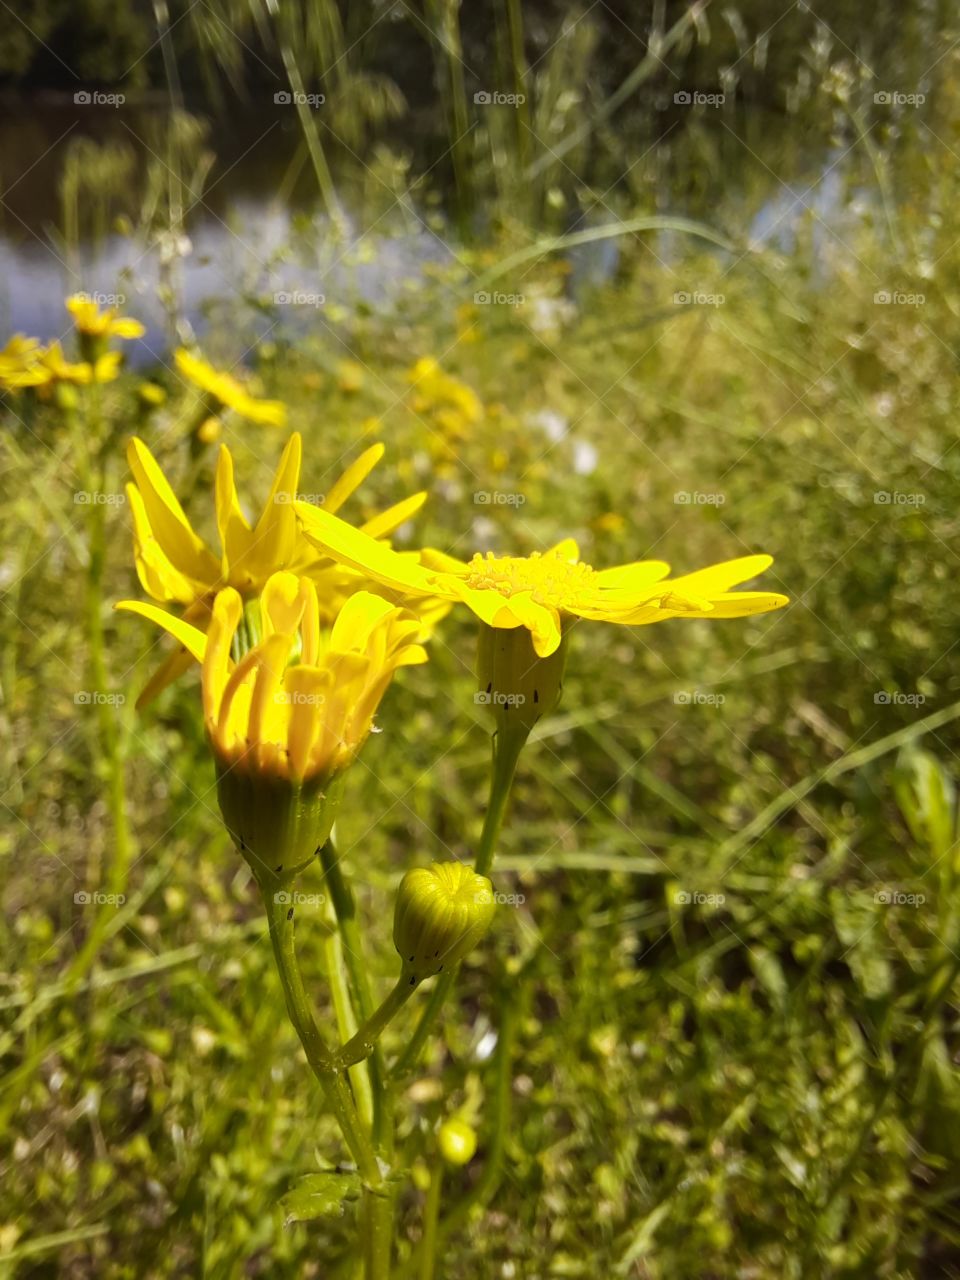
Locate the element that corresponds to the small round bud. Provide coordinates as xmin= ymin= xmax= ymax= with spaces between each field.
xmin=394 ymin=862 xmax=496 ymax=984
xmin=197 ymin=415 xmax=222 ymax=445
xmin=438 ymin=1118 xmax=477 ymax=1166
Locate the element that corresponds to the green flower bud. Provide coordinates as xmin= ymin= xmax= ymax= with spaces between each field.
xmin=476 ymin=622 xmax=568 ymax=735
xmin=394 ymin=862 xmax=496 ymax=984
xmin=438 ymin=1118 xmax=477 ymax=1166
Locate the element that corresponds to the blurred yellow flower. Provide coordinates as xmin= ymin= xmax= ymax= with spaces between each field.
xmin=337 ymin=360 xmax=365 ymax=393
xmin=407 ymin=357 xmax=482 ymax=437
xmin=0 ymin=335 xmax=48 ymax=389
xmin=295 ymin=506 xmax=789 ymax=658
xmin=66 ymin=294 xmax=145 ymax=342
xmin=175 ymin=348 xmax=287 ymax=428
xmin=39 ymin=342 xmax=121 ymax=385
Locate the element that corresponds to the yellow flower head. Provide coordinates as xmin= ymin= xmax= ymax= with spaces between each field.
xmin=175 ymin=348 xmax=287 ymax=428
xmin=66 ymin=294 xmax=145 ymax=341
xmin=294 ymin=506 xmax=789 ymax=658
xmin=118 ymin=575 xmax=427 ymax=880
xmin=38 ymin=342 xmax=122 ymax=386
xmin=407 ymin=357 xmax=482 ymax=435
xmin=0 ymin=335 xmax=49 ymax=390
xmin=122 ymin=433 xmax=432 ymax=704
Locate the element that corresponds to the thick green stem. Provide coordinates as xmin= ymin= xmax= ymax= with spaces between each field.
xmin=393 ymin=726 xmax=527 ymax=1077
xmin=264 ymin=888 xmax=381 ymax=1186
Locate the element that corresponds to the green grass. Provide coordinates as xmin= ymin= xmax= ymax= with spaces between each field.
xmin=4 ymin=188 xmax=960 ymax=1278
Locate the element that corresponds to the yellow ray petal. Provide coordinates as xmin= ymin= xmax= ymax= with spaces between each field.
xmin=664 ymin=554 xmax=775 ymax=597
xmin=297 ymin=503 xmax=439 ymax=596
xmin=324 ymin=443 xmax=384 ymax=513
xmin=215 ymin=445 xmax=252 ymax=576
xmin=115 ymin=600 xmax=209 ymax=663
xmin=360 ymin=491 xmax=428 ymax=540
xmin=594 ymin=560 xmax=671 ymax=591
xmin=127 ymin=438 xmax=219 ymax=585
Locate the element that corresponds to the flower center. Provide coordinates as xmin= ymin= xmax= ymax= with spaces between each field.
xmin=463 ymin=551 xmax=596 ymax=608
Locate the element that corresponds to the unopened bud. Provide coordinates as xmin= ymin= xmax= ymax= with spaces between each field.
xmin=438 ymin=1118 xmax=477 ymax=1166
xmin=394 ymin=862 xmax=496 ymax=984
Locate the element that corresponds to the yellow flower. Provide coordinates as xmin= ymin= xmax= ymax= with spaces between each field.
xmin=39 ymin=342 xmax=122 ymax=385
xmin=337 ymin=359 xmax=365 ymax=393
xmin=0 ymin=335 xmax=48 ymax=389
xmin=66 ymin=294 xmax=145 ymax=341
xmin=175 ymin=348 xmax=287 ymax=428
xmin=118 ymin=574 xmax=426 ymax=881
xmin=121 ymin=433 xmax=431 ymax=704
xmin=294 ymin=507 xmax=789 ymax=659
xmin=407 ymin=357 xmax=482 ymax=435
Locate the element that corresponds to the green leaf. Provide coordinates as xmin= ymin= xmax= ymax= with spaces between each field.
xmin=279 ymin=1172 xmax=362 ymax=1226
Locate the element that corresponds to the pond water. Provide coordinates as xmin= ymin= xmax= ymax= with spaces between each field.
xmin=0 ymin=95 xmax=874 ymax=362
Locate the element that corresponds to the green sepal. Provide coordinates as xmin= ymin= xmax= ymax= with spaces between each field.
xmin=216 ymin=764 xmax=342 ymax=887
xmin=476 ymin=622 xmax=568 ymax=735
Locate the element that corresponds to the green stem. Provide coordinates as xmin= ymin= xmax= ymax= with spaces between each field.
xmin=418 ymin=1165 xmax=444 ymax=1280
xmin=323 ymin=912 xmax=375 ymax=1131
xmin=393 ymin=726 xmax=527 ymax=1077
xmin=337 ymin=978 xmax=415 ymax=1068
xmin=263 ymin=887 xmax=381 ymax=1186
xmin=320 ymin=840 xmax=391 ymax=1143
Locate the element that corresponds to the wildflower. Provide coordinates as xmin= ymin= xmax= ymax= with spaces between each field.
xmin=118 ymin=574 xmax=427 ymax=883
xmin=295 ymin=510 xmax=788 ymax=655
xmin=66 ymin=294 xmax=144 ymax=362
xmin=295 ymin=508 xmax=788 ymax=733
xmin=0 ymin=335 xmax=47 ymax=389
xmin=39 ymin=342 xmax=121 ymax=385
xmin=407 ymin=357 xmax=482 ymax=435
xmin=175 ymin=348 xmax=287 ymax=428
xmin=393 ymin=862 xmax=496 ymax=984
xmin=121 ymin=434 xmax=431 ymax=704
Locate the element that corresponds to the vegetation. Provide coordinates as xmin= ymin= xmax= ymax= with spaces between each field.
xmin=3 ymin=2 xmax=960 ymax=1277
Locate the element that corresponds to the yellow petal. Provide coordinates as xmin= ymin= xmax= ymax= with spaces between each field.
xmin=594 ymin=560 xmax=671 ymax=591
xmin=244 ymin=433 xmax=302 ymax=579
xmin=115 ymin=600 xmax=209 ymax=664
xmin=664 ymin=554 xmax=775 ymax=597
xmin=360 ymin=491 xmax=427 ymax=540
xmin=297 ymin=503 xmax=439 ymax=596
xmin=324 ymin=443 xmax=384 ymax=513
xmin=214 ymin=445 xmax=252 ymax=577
xmin=127 ymin=438 xmax=219 ymax=586
xmin=544 ymin=538 xmax=580 ymax=562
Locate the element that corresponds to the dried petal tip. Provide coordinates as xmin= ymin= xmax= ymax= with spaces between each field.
xmin=393 ymin=862 xmax=496 ymax=984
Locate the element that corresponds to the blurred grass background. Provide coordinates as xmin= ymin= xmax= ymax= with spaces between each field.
xmin=4 ymin=1 xmax=960 ymax=1277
